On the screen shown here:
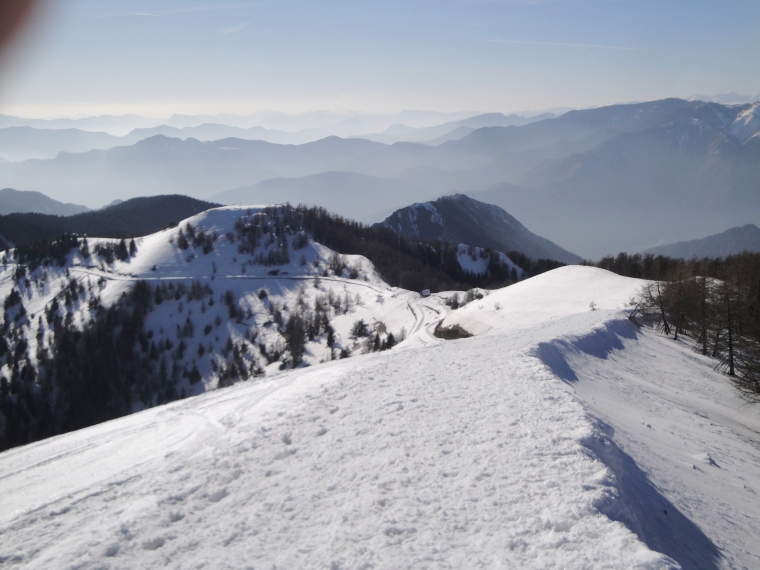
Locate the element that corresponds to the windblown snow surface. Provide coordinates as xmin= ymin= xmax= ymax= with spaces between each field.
xmin=1 ymin=267 xmax=760 ymax=569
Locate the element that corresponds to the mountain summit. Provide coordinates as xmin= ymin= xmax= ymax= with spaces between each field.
xmin=375 ymin=194 xmax=581 ymax=264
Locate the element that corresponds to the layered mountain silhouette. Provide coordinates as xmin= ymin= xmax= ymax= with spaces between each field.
xmin=212 ymin=171 xmax=438 ymax=223
xmin=645 ymin=224 xmax=760 ymax=258
xmin=0 ymin=188 xmax=88 ymax=216
xmin=0 ymin=124 xmax=336 ymax=161
xmin=351 ymin=112 xmax=555 ymax=145
xmin=0 ymin=195 xmax=218 ymax=247
xmin=1 ymin=99 xmax=759 ymax=258
xmin=375 ymin=194 xmax=581 ymax=264
xmin=471 ymin=100 xmax=760 ymax=257
xmin=0 ymin=136 xmax=387 ymax=206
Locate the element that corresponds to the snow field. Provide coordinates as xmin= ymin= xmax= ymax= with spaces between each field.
xmin=439 ymin=266 xmax=644 ymax=337
xmin=541 ymin=317 xmax=760 ymax=569
xmin=3 ymin=234 xmax=759 ymax=568
xmin=0 ymin=319 xmax=676 ymax=569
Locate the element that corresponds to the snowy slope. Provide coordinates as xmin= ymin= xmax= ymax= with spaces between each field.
xmin=437 ymin=266 xmax=641 ymax=336
xmin=0 ymin=288 xmax=674 ymax=569
xmin=729 ymin=102 xmax=760 ymax=143
xmin=2 ymin=258 xmax=759 ymax=568
xmin=544 ymin=317 xmax=760 ymax=569
xmin=455 ymin=244 xmax=523 ymax=277
xmin=0 ymin=206 xmax=420 ymax=398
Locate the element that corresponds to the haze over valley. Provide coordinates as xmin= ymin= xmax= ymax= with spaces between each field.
xmin=1 ymin=97 xmax=759 ymax=258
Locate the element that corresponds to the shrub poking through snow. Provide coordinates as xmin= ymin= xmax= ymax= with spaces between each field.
xmin=350 ymin=319 xmax=369 ymax=339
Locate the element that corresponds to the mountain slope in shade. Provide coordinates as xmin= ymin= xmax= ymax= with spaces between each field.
xmin=0 ymin=135 xmax=387 ymax=207
xmin=472 ymin=101 xmax=760 ymax=258
xmin=375 ymin=193 xmax=581 ymax=264
xmin=645 ymin=224 xmax=760 ymax=258
xmin=0 ymin=194 xmax=218 ymax=247
xmin=442 ymin=98 xmax=697 ymax=159
xmin=0 ymin=188 xmax=89 ymax=216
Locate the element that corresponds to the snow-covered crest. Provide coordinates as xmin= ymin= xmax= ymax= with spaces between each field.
xmin=729 ymin=101 xmax=760 ymax=143
xmin=2 ymin=225 xmax=760 ymax=568
xmin=0 ymin=265 xmax=700 ymax=569
xmin=0 ymin=205 xmax=421 ymax=416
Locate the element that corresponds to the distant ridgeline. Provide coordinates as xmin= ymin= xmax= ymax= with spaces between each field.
xmin=0 ymin=203 xmax=562 ymax=451
xmin=0 ymin=195 xmax=221 ymax=247
xmin=297 ymin=206 xmax=564 ymax=291
xmin=584 ymin=251 xmax=760 ymax=402
xmin=7 ymin=201 xmax=561 ymax=290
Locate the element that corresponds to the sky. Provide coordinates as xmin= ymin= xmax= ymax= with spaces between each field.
xmin=0 ymin=0 xmax=758 ymax=118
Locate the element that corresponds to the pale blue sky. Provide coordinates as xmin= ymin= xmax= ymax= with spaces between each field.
xmin=1 ymin=0 xmax=758 ymax=117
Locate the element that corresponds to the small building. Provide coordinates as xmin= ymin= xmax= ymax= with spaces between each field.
xmin=420 ymin=289 xmax=431 ymax=297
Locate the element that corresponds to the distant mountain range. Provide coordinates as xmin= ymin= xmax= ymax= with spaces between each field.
xmin=0 ymin=195 xmax=218 ymax=247
xmin=0 ymin=136 xmax=390 ymax=206
xmin=212 ymin=171 xmax=440 ymax=224
xmin=1 ymin=99 xmax=759 ymax=258
xmin=375 ymin=194 xmax=581 ymax=264
xmin=0 ymin=188 xmax=88 ymax=216
xmin=645 ymin=224 xmax=760 ymax=258
xmin=0 ymin=112 xmax=533 ymax=162
xmin=688 ymin=92 xmax=760 ymax=105
xmin=0 ymin=124 xmax=333 ymax=161
xmin=469 ymin=99 xmax=760 ymax=257
xmin=0 ymin=110 xmax=484 ymax=135
xmin=350 ymin=112 xmax=556 ymax=145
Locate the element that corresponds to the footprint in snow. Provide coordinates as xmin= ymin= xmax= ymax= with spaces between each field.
xmin=207 ymin=488 xmax=229 ymax=503
xmin=104 ymin=544 xmax=119 ymax=557
xmin=141 ymin=536 xmax=166 ymax=551
xmin=274 ymin=448 xmax=297 ymax=460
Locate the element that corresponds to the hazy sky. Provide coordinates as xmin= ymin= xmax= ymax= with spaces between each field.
xmin=1 ymin=0 xmax=758 ymax=118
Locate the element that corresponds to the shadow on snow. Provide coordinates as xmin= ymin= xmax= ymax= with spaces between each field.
xmin=533 ymin=318 xmax=723 ymax=570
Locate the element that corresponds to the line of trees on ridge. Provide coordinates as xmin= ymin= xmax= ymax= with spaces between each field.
xmin=583 ymin=252 xmax=760 ymax=402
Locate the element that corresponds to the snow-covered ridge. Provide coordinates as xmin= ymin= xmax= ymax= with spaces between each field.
xmin=3 ymin=231 xmax=759 ymax=567
xmin=1 ymin=202 xmax=524 ymax=453
xmin=729 ymin=101 xmax=760 ymax=143
xmin=0 ymin=266 xmax=689 ymax=569
xmin=0 ymin=205 xmax=436 ymax=452
xmin=438 ymin=265 xmax=641 ymax=336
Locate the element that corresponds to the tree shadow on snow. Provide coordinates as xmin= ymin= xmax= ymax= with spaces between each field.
xmin=534 ymin=318 xmax=724 ymax=569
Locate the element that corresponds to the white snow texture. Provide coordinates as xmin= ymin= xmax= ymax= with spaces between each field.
xmin=1 ymin=216 xmax=759 ymax=570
